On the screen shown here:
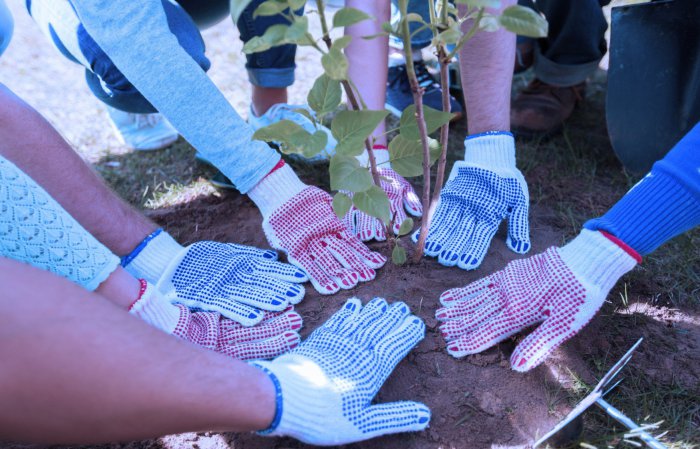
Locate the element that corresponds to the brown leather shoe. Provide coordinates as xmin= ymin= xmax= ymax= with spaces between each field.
xmin=511 ymin=79 xmax=585 ymax=137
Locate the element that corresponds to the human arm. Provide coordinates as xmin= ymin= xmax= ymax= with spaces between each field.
xmin=437 ymin=123 xmax=700 ymax=371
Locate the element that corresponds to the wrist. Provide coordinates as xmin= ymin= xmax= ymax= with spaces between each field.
xmin=248 ymin=161 xmax=308 ymax=217
xmin=121 ymin=229 xmax=184 ymax=284
xmin=463 ymin=131 xmax=516 ymax=169
xmin=557 ymin=229 xmax=639 ymax=294
xmin=356 ymin=144 xmax=390 ymax=168
xmin=128 ymin=279 xmax=181 ymax=334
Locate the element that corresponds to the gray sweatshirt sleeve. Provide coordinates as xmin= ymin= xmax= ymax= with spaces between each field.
xmin=69 ymin=0 xmax=280 ymax=193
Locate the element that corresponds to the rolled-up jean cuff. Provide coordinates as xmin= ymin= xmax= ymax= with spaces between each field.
xmin=247 ymin=67 xmax=295 ymax=88
xmin=534 ymin=47 xmax=601 ymax=87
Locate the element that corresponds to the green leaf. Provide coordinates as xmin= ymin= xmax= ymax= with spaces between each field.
xmin=454 ymin=0 xmax=501 ymax=7
xmin=288 ymin=0 xmax=305 ymax=10
xmin=332 ymin=192 xmax=353 ymax=219
xmin=329 ymin=155 xmax=373 ymax=192
xmin=398 ymin=218 xmax=414 ymax=236
xmin=253 ymin=0 xmax=288 ymax=18
xmin=388 ymin=134 xmax=424 ymax=178
xmin=331 ymin=110 xmax=389 ymax=156
xmin=332 ymin=7 xmax=372 ymax=28
xmin=321 ymin=46 xmax=349 ymax=80
xmin=478 ymin=15 xmax=500 ymax=32
xmin=392 ymin=245 xmax=407 ymax=265
xmin=231 ymin=0 xmax=254 ymax=23
xmin=381 ymin=21 xmax=394 ymax=34
xmin=243 ymin=24 xmax=288 ymax=53
xmin=353 ymin=185 xmax=391 ymax=224
xmin=498 ymin=5 xmax=548 ymax=38
xmin=361 ymin=32 xmax=389 ymax=40
xmin=405 ymin=12 xmax=425 ymax=23
xmin=399 ymin=105 xmax=455 ymax=140
xmin=252 ymin=120 xmax=326 ymax=157
xmin=292 ymin=107 xmax=315 ymax=123
xmin=285 ymin=16 xmax=311 ymax=45
xmin=435 ymin=27 xmax=461 ymax=45
xmin=332 ymin=35 xmax=352 ymax=50
xmin=308 ymin=74 xmax=342 ymax=117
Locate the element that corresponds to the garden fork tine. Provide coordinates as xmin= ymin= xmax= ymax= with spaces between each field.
xmin=534 ymin=338 xmax=666 ymax=449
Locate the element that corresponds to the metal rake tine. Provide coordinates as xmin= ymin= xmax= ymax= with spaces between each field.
xmin=595 ymin=338 xmax=643 ymax=392
xmin=602 ymin=378 xmax=624 ymax=398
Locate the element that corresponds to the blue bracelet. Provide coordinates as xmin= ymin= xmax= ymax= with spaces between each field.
xmin=252 ymin=363 xmax=283 ymax=435
xmin=464 ymin=130 xmax=513 ymax=141
xmin=120 ymin=228 xmax=163 ymax=267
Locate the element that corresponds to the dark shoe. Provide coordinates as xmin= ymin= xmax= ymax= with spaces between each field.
xmin=386 ymin=60 xmax=464 ymax=119
xmin=511 ymin=79 xmax=585 ymax=137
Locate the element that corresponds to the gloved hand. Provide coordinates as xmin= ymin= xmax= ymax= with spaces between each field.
xmin=130 ymin=280 xmax=302 ymax=360
xmin=412 ymin=132 xmax=530 ymax=270
xmin=343 ymin=147 xmax=422 ymax=241
xmin=436 ymin=229 xmax=640 ymax=371
xmin=122 ymin=229 xmax=308 ymax=326
xmin=252 ymin=297 xmax=430 ymax=445
xmin=248 ymin=161 xmax=386 ymax=295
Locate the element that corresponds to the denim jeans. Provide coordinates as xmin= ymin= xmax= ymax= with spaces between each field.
xmin=390 ymin=0 xmax=432 ymax=50
xmin=27 ymin=0 xmax=300 ymax=113
xmin=0 ymin=0 xmax=13 ymax=57
xmin=520 ymin=0 xmax=610 ymax=86
xmin=237 ymin=0 xmax=303 ymax=88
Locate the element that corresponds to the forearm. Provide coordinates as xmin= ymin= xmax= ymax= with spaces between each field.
xmin=458 ymin=0 xmax=516 ymax=134
xmin=0 ymin=258 xmax=275 ymax=444
xmin=0 ymin=84 xmax=155 ymax=255
xmin=585 ymin=122 xmax=700 ymax=254
xmin=69 ymin=0 xmax=280 ymax=193
xmin=345 ymin=0 xmax=390 ymax=145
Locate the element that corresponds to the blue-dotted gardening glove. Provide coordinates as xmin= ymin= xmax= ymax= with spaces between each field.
xmin=122 ymin=229 xmax=309 ymax=326
xmin=252 ymin=297 xmax=431 ymax=446
xmin=412 ymin=132 xmax=530 ymax=270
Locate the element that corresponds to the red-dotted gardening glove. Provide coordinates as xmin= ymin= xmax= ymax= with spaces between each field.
xmin=248 ymin=161 xmax=386 ymax=294
xmin=436 ymin=229 xmax=640 ymax=371
xmin=342 ymin=147 xmax=422 ymax=241
xmin=130 ymin=280 xmax=302 ymax=360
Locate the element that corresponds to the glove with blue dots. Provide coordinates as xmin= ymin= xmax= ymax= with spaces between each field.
xmin=412 ymin=132 xmax=530 ymax=270
xmin=122 ymin=230 xmax=308 ymax=326
xmin=252 ymin=297 xmax=430 ymax=446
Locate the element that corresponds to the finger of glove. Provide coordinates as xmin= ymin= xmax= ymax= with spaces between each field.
xmin=221 ymin=282 xmax=292 ymax=312
xmin=311 ymin=243 xmax=359 ymax=290
xmin=289 ymin=253 xmax=340 ymax=295
xmin=456 ymin=221 xmax=499 ymax=271
xmin=506 ymin=202 xmax=531 ymax=254
xmin=446 ymin=310 xmax=529 ymax=358
xmin=336 ymin=230 xmax=387 ymax=269
xmin=391 ymin=198 xmax=409 ymax=235
xmin=337 ymin=297 xmax=388 ymax=338
xmin=356 ymin=211 xmax=386 ymax=242
xmin=438 ymin=292 xmax=504 ymax=341
xmin=342 ymin=208 xmax=358 ymax=235
xmin=322 ymin=297 xmax=363 ymax=333
xmin=234 ymin=272 xmax=305 ymax=306
xmin=375 ymin=314 xmax=425 ymax=376
xmin=402 ymin=185 xmax=423 ymax=217
xmin=358 ymin=401 xmax=431 ymax=441
xmin=221 ymin=331 xmax=301 ymax=361
xmin=439 ymin=275 xmax=496 ymax=305
xmin=437 ymin=215 xmax=476 ymax=267
xmin=356 ymin=301 xmax=411 ymax=349
xmin=422 ymin=200 xmax=462 ymax=257
xmin=224 ymin=242 xmax=279 ymax=261
xmin=436 ymin=287 xmax=501 ymax=322
xmin=323 ymin=235 xmax=376 ymax=282
xmin=181 ymin=296 xmax=264 ymax=327
xmin=251 ymin=257 xmax=309 ymax=283
xmin=220 ymin=309 xmax=302 ymax=344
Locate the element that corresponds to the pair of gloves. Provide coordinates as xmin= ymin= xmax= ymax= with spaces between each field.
xmin=243 ymin=133 xmax=530 ymax=299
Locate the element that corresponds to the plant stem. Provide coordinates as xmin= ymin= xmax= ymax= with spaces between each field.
xmin=398 ymin=0 xmax=432 ymax=263
xmin=433 ymin=44 xmax=451 ymax=199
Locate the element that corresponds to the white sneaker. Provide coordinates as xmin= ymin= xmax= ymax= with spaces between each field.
xmin=106 ymin=106 xmax=179 ymax=151
xmin=248 ymin=103 xmax=337 ymax=163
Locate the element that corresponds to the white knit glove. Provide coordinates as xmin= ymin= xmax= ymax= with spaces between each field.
xmin=122 ymin=229 xmax=308 ymax=326
xmin=248 ymin=162 xmax=386 ymax=295
xmin=252 ymin=297 xmax=430 ymax=445
xmin=436 ymin=229 xmax=640 ymax=371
